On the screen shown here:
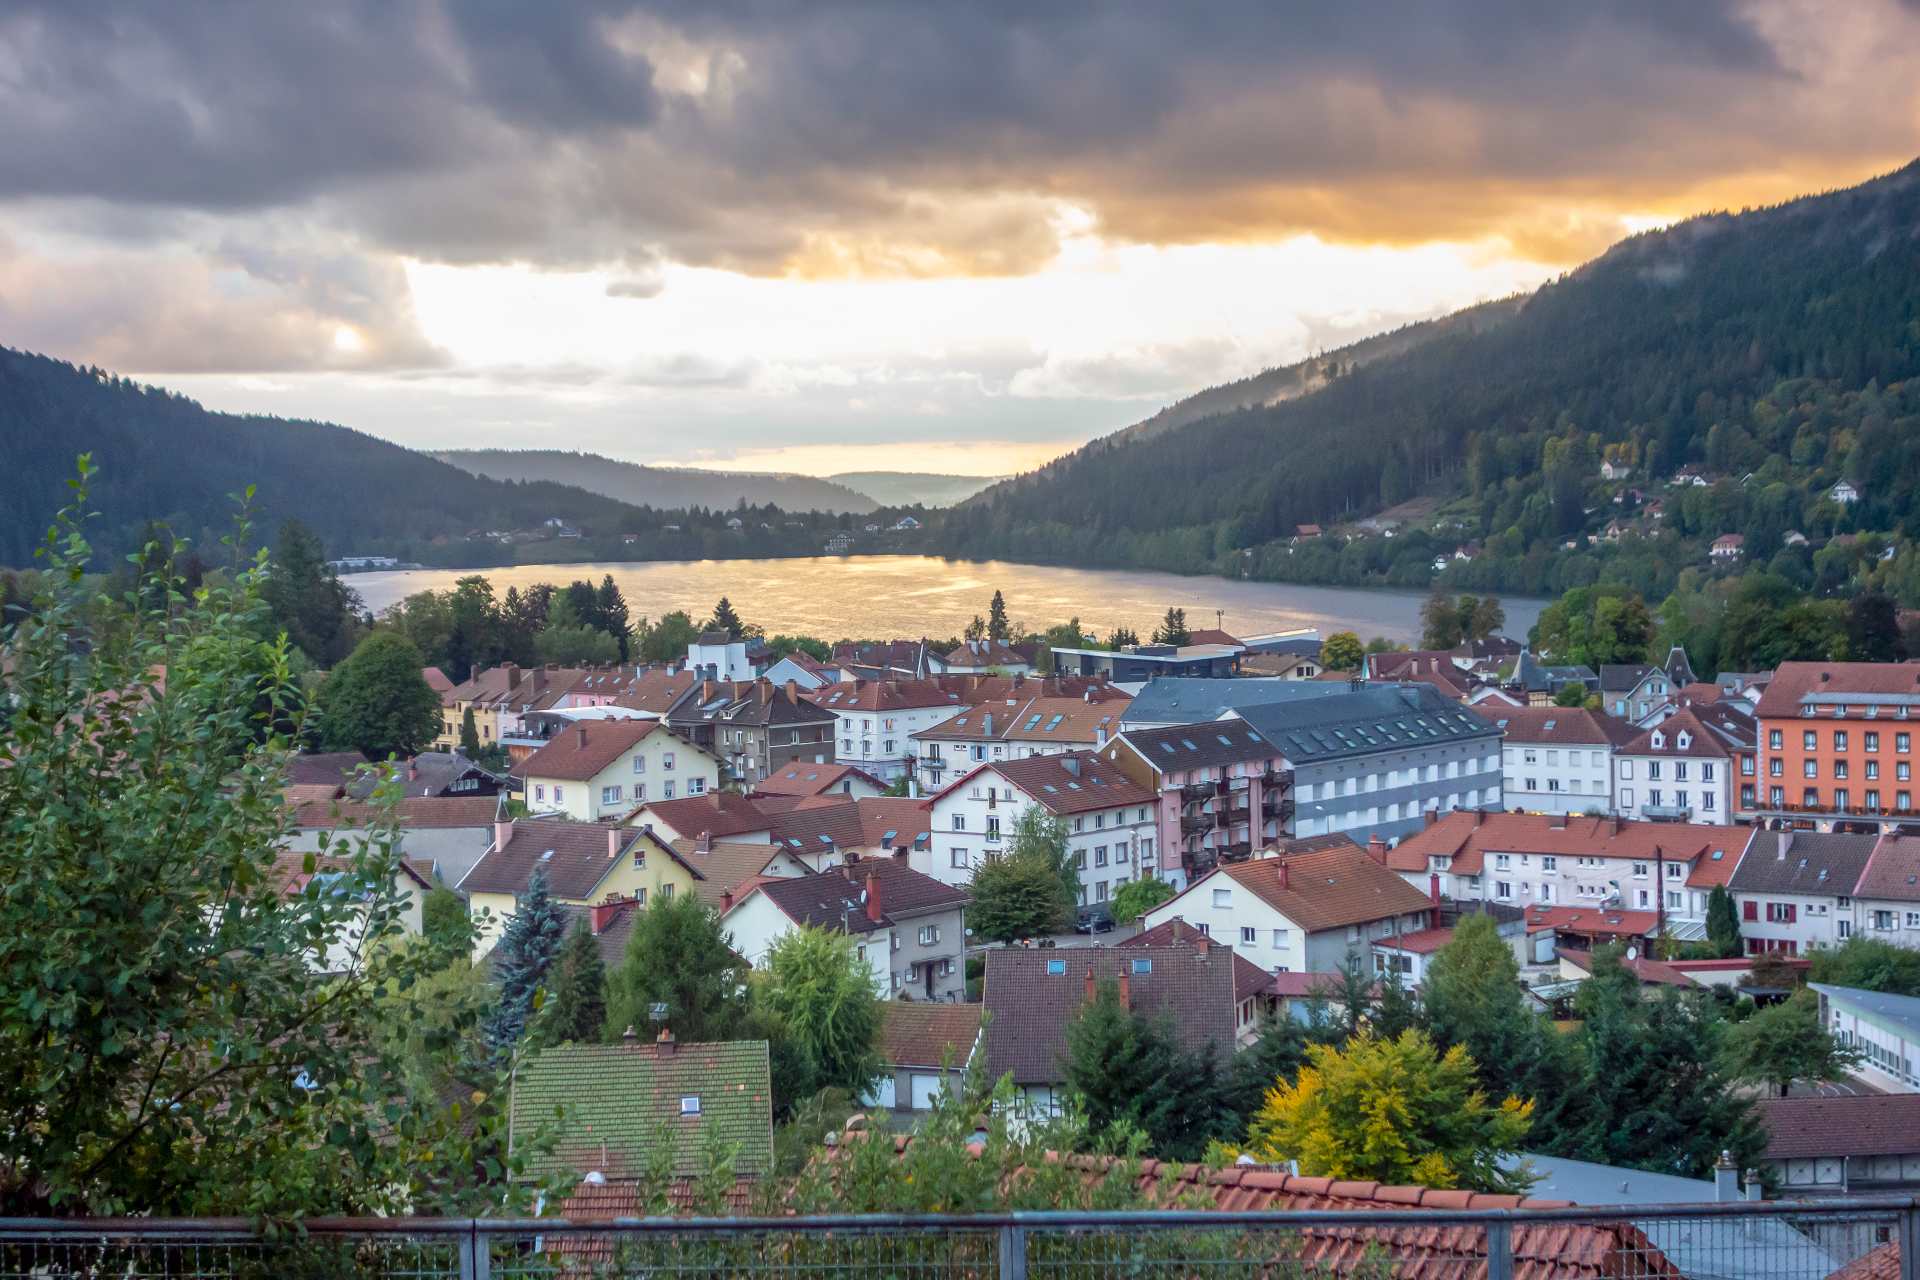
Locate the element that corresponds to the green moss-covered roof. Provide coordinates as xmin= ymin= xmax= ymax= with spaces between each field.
xmin=510 ymin=1038 xmax=773 ymax=1180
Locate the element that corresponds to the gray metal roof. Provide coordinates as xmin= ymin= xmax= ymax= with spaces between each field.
xmin=1231 ymin=684 xmax=1499 ymax=765
xmin=1119 ymin=676 xmax=1349 ymax=727
xmin=1727 ymin=830 xmax=1875 ymax=896
xmin=1810 ymin=983 xmax=1920 ymax=1035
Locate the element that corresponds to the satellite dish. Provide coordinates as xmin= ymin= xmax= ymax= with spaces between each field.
xmin=1625 ymin=945 xmax=1639 ymax=961
xmin=647 ymin=1002 xmax=669 ymax=1025
xmin=859 ymin=889 xmax=869 ymax=905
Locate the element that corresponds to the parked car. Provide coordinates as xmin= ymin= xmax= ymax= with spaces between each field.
xmin=1074 ymin=905 xmax=1115 ymax=934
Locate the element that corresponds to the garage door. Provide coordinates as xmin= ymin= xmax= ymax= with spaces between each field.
xmin=909 ymin=1073 xmax=945 ymax=1110
xmin=862 ymin=1076 xmax=896 ymax=1109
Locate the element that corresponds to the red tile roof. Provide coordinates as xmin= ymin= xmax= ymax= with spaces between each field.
xmin=1758 ymin=1095 xmax=1920 ymax=1160
xmin=1832 ymin=1243 xmax=1898 ymax=1280
xmin=637 ymin=791 xmax=774 ymax=840
xmin=1387 ymin=811 xmax=1743 ymax=883
xmin=611 ymin=668 xmax=699 ymax=714
xmin=1753 ymin=661 xmax=1920 ymax=718
xmin=807 ymin=678 xmax=968 ymax=712
xmin=519 ymin=719 xmax=669 ymax=781
xmin=753 ymin=761 xmax=886 ymax=797
xmin=1375 ymin=926 xmax=1454 ymax=954
xmin=1206 ymin=841 xmax=1433 ymax=934
xmin=1528 ymin=907 xmax=1660 ymax=938
xmin=878 ymin=1002 xmax=982 ymax=1069
xmin=1484 ymin=706 xmax=1636 ymax=748
xmin=931 ymin=751 xmax=1155 ymax=816
xmin=423 ymin=666 xmax=455 ymax=696
xmin=1616 ymin=708 xmax=1739 ymax=759
xmin=1855 ymin=834 xmax=1920 ymax=903
xmin=1119 ymin=918 xmax=1277 ymax=1003
xmin=290 ymin=794 xmax=501 ymax=830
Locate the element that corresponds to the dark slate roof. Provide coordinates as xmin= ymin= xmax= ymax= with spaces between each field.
xmin=1121 ymin=677 xmax=1348 ymax=726
xmin=287 ymin=751 xmax=371 ymax=789
xmin=1512 ymin=651 xmax=1597 ymax=694
xmin=1727 ymin=831 xmax=1876 ymax=896
xmin=1233 ymin=684 xmax=1498 ymax=765
xmin=510 ymin=1038 xmax=773 ymax=1180
xmin=456 ymin=817 xmax=648 ymax=900
xmin=752 ymin=857 xmax=968 ymax=930
xmin=1113 ymin=721 xmax=1281 ymax=773
xmin=982 ymin=947 xmax=1236 ymax=1085
xmin=1598 ymin=664 xmax=1657 ymax=694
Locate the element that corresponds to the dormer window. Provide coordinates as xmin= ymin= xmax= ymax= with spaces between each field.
xmin=1651 ymin=732 xmax=1664 ymax=749
xmin=1677 ymin=733 xmax=1691 ymax=749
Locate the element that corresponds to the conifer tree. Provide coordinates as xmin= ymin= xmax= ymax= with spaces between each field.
xmin=710 ymin=596 xmax=745 ymax=639
xmin=987 ymin=590 xmax=1010 ymax=641
xmin=1151 ymin=607 xmax=1190 ymax=646
xmin=543 ymin=919 xmax=608 ymax=1045
xmin=459 ymin=706 xmax=481 ymax=756
xmin=1705 ymin=885 xmax=1743 ymax=959
xmin=484 ymin=868 xmax=566 ymax=1055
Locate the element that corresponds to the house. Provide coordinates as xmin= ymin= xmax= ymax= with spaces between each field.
xmin=1363 ymin=650 xmax=1477 ymax=699
xmin=457 ymin=817 xmax=697 ymax=955
xmin=1230 ymin=684 xmax=1504 ymax=845
xmin=1051 ymin=641 xmax=1245 ymax=681
xmin=1387 ymin=811 xmax=1745 ymax=935
xmin=518 ymin=719 xmax=719 ymax=820
xmin=1492 ymin=706 xmax=1634 ymax=815
xmin=763 ymin=796 xmax=932 ymax=871
xmin=938 ymin=638 xmax=1032 ymax=675
xmin=831 ymin=639 xmax=947 ymax=679
xmin=1752 ymin=662 xmax=1920 ymax=830
xmin=912 ymin=692 xmax=1130 ymax=791
xmin=1095 ymin=722 xmax=1289 ymax=887
xmin=1292 ymin=523 xmax=1323 ymax=540
xmin=667 ymin=833 xmax=812 ymax=910
xmin=869 ymin=1002 xmax=983 ymax=1111
xmin=286 ymin=750 xmax=373 ymax=799
xmin=1728 ymin=830 xmax=1877 ymax=956
xmin=268 ymin=849 xmax=434 ymax=974
xmin=922 ymin=751 xmax=1158 ymax=907
xmin=1831 ymin=480 xmax=1861 ymax=505
xmin=1851 ymin=833 xmax=1920 ymax=949
xmin=1119 ymin=917 xmax=1309 ymax=1042
xmin=1140 ymin=836 xmax=1436 ymax=979
xmin=1511 ymin=650 xmax=1598 ymax=707
xmin=824 ymin=531 xmax=855 ymax=554
xmin=1613 ymin=704 xmax=1754 ymax=822
xmin=1811 ymin=983 xmax=1920 ymax=1093
xmin=286 ymin=793 xmax=502 ymax=887
xmin=369 ymin=750 xmax=505 ymax=799
xmin=1672 ymin=464 xmax=1710 ymax=488
xmin=1600 ymin=459 xmax=1632 ymax=481
xmin=630 ymin=790 xmax=774 ymax=845
xmin=1596 ymin=664 xmax=1673 ymax=724
xmin=422 ymin=666 xmax=454 ymax=698
xmin=889 ymin=515 xmax=922 ymax=531
xmin=510 ymin=1033 xmax=773 ymax=1184
xmin=805 ymin=678 xmax=968 ymax=782
xmin=666 ymin=678 xmax=837 ymax=786
xmin=981 ymin=947 xmax=1238 ymax=1117
xmin=1371 ymin=925 xmax=1454 ymax=989
xmin=1757 ymin=1095 xmax=1920 ymax=1197
xmin=1710 ymin=533 xmax=1746 ymax=561
xmin=685 ymin=630 xmax=760 ymax=682
xmin=720 ymin=855 xmax=970 ymax=999
xmin=1237 ymin=650 xmax=1322 ymax=680
xmin=1784 ymin=530 xmax=1810 ymax=548
xmin=761 ymin=651 xmax=841 ymax=691
xmin=752 ymin=760 xmax=886 ymax=801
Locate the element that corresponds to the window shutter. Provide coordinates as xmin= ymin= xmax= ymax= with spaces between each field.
xmin=1742 ymin=901 xmax=1758 ymax=921
xmin=1785 ymin=904 xmax=1797 ymax=923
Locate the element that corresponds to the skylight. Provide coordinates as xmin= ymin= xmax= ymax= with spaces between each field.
xmin=1046 ymin=959 xmax=1067 ymax=976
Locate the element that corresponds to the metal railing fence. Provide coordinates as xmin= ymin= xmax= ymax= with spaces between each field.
xmin=0 ymin=1196 xmax=1914 ymax=1279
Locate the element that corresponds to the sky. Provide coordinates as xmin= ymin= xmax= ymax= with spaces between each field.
xmin=3 ymin=2 xmax=1918 ymax=478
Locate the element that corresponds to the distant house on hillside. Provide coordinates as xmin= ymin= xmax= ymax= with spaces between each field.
xmin=1830 ymin=480 xmax=1861 ymax=505
xmin=1710 ymin=533 xmax=1745 ymax=561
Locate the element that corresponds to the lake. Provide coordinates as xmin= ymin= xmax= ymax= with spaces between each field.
xmin=346 ymin=556 xmax=1544 ymax=646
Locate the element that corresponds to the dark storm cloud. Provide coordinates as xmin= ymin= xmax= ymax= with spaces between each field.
xmin=4 ymin=0 xmax=1915 ymax=276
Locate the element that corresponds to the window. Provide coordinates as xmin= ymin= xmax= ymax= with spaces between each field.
xmin=1095 ymin=882 xmax=1108 ymax=902
xmin=1837 ymin=788 xmax=1850 ymax=810
xmin=1094 ymin=846 xmax=1108 ymax=867
xmin=663 ymin=753 xmax=676 ymax=770
xmin=1676 ymin=762 xmax=1689 ymax=781
xmin=1074 ymin=849 xmax=1087 ymax=870
xmin=1769 ymin=729 xmax=1782 ymax=750
xmin=1771 ymin=786 xmax=1784 ymax=806
xmin=1767 ymin=902 xmax=1796 ymax=923
xmin=1620 ymin=761 xmax=1634 ymax=780
xmin=952 ymin=814 xmax=965 ymax=831
xmin=950 ymin=848 xmax=968 ymax=868
xmin=1539 ymin=884 xmax=1554 ymax=903
xmin=1648 ymin=761 xmax=1662 ymax=780
xmin=1495 ymin=881 xmax=1513 ymax=901
xmin=1637 ymin=890 xmax=1650 ymax=907
xmin=534 ymin=784 xmax=546 ymax=802
xmin=1836 ymin=731 xmax=1850 ymax=752
xmin=1541 ymin=856 xmax=1557 ymax=872
xmin=1901 ymin=733 xmax=1913 ymax=753
xmin=1836 ymin=761 xmax=1850 ymax=781
xmin=601 ymin=785 xmax=621 ymax=805
xmin=1632 ymin=862 xmax=1649 ymax=879
xmin=633 ymin=755 xmax=646 ymax=773
xmin=554 ymin=786 xmax=565 ymax=803
xmin=1212 ymin=888 xmax=1231 ymax=907
xmin=1804 ymin=730 xmax=1819 ymax=752
xmin=1770 ymin=758 xmax=1783 ymax=777
xmin=918 ymin=925 xmax=940 ymax=945
xmin=1240 ymin=926 xmax=1257 ymax=945
xmin=1804 ymin=760 xmax=1818 ymax=779
xmin=1272 ymin=929 xmax=1288 ymax=949
xmin=1649 ymin=789 xmax=1663 ymax=808
xmin=1131 ymin=958 xmax=1153 ymax=975
xmin=1703 ymin=793 xmax=1716 ymax=811
xmin=1621 ymin=787 xmax=1634 ymax=808
xmin=1874 ymin=910 xmax=1896 ymax=931
xmin=1071 ymin=817 xmax=1085 ymax=833
xmin=1742 ymin=900 xmax=1757 ymax=921
xmin=1867 ymin=732 xmax=1881 ymax=752
xmin=680 ymin=1096 xmax=701 ymax=1115
xmin=1093 ymin=813 xmax=1105 ymax=830
xmin=662 ymin=782 xmax=675 ymax=799
xmin=1902 ymin=762 xmax=1913 ymax=782
xmin=1495 ymin=854 xmax=1511 ymax=870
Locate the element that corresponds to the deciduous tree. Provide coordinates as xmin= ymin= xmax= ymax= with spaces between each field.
xmin=1319 ymin=631 xmax=1364 ymax=672
xmin=1808 ymin=937 xmax=1920 ymax=995
xmin=1111 ymin=878 xmax=1173 ymax=925
xmin=605 ymin=892 xmax=751 ymax=1043
xmin=759 ymin=927 xmax=882 ymax=1102
xmin=314 ymin=629 xmax=442 ymax=758
xmin=1723 ymin=988 xmax=1862 ymax=1097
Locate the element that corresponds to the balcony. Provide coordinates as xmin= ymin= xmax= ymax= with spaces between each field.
xmin=1262 ymin=765 xmax=1295 ymax=789
xmin=1180 ymin=812 xmax=1212 ymax=835
xmin=0 ymin=1200 xmax=1902 ymax=1279
xmin=1263 ymin=793 xmax=1296 ymax=824
xmin=1220 ymin=803 xmax=1251 ymax=826
xmin=1179 ymin=781 xmax=1215 ymax=801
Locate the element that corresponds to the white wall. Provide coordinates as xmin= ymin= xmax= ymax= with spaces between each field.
xmin=1615 ymin=752 xmax=1731 ymax=822
xmin=830 ymin=705 xmax=957 ymax=781
xmin=527 ymin=740 xmax=719 ymax=820
xmin=1503 ymin=742 xmax=1614 ymax=815
xmin=922 ymin=775 xmax=1157 ymax=903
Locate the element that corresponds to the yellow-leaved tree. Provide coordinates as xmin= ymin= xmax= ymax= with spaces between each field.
xmin=1241 ymin=1028 xmax=1535 ymax=1195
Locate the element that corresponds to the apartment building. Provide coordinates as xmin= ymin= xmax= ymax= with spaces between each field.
xmin=1232 ymin=684 xmax=1503 ymax=845
xmin=1097 ymin=721 xmax=1291 ymax=888
xmin=518 ymin=720 xmax=720 ymax=821
xmin=1387 ymin=811 xmax=1744 ymax=933
xmin=805 ymin=678 xmax=968 ymax=782
xmin=1752 ymin=662 xmax=1920 ymax=831
xmin=1727 ymin=830 xmax=1875 ymax=955
xmin=912 ymin=691 xmax=1130 ymax=791
xmin=1613 ymin=704 xmax=1755 ymax=823
xmin=1139 ymin=837 xmax=1434 ymax=977
xmin=1492 ymin=706 xmax=1632 ymax=815
xmin=665 ymin=678 xmax=837 ymax=786
xmin=921 ymin=751 xmax=1158 ymax=906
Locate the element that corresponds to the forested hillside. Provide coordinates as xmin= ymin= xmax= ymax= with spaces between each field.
xmin=939 ymin=160 xmax=1920 ymax=603
xmin=0 ymin=348 xmax=648 ymax=567
xmin=826 ymin=471 xmax=1002 ymax=508
xmin=437 ymin=449 xmax=880 ymax=514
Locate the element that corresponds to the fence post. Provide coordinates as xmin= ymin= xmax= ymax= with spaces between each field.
xmin=999 ymin=1222 xmax=1028 ymax=1280
xmin=458 ymin=1224 xmax=490 ymax=1280
xmin=1899 ymin=1203 xmax=1918 ymax=1280
xmin=1484 ymin=1218 xmax=1514 ymax=1280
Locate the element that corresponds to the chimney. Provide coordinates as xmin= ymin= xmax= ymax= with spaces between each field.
xmin=1428 ymin=873 xmax=1442 ymax=907
xmin=1062 ymin=755 xmax=1081 ymax=778
xmin=1084 ymin=966 xmax=1096 ymax=1004
xmin=576 ymin=725 xmax=589 ymax=749
xmin=505 ymin=663 xmax=522 ymax=690
xmin=702 ymin=679 xmax=716 ymax=702
xmin=865 ymin=871 xmax=883 ymax=924
xmin=696 ymin=830 xmax=712 ymax=853
xmin=620 ymin=1024 xmax=638 ymax=1044
xmin=709 ymin=791 xmax=725 ymax=810
xmin=591 ymin=895 xmax=626 ymax=933
xmin=982 ymin=713 xmax=993 ymax=736
xmin=1367 ymin=835 xmax=1387 ymax=865
xmin=608 ymin=827 xmax=623 ymax=858
xmin=1118 ymin=970 xmax=1132 ymax=1009
xmin=493 ymin=818 xmax=514 ymax=853
xmin=1743 ymin=1169 xmax=1763 ymax=1202
xmin=1778 ymin=831 xmax=1792 ymax=860
xmin=1611 ymin=815 xmax=1623 ymax=836
xmin=1714 ymin=1151 xmax=1740 ymax=1203
xmin=1276 ymin=860 xmax=1290 ymax=890
xmin=407 ymin=760 xmax=419 ymax=782
xmin=656 ymin=1027 xmax=677 ymax=1056
xmin=1424 ymin=809 xmax=1439 ymax=829
xmin=786 ymin=679 xmax=800 ymax=702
